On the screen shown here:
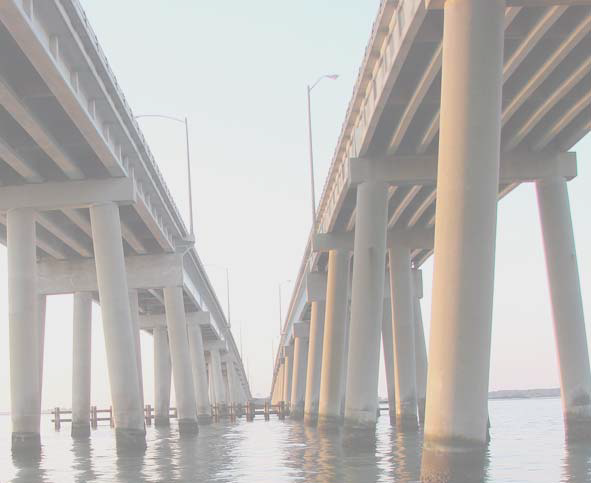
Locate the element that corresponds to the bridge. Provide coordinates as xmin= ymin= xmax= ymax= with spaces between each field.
xmin=0 ymin=0 xmax=250 ymax=451
xmin=270 ymin=0 xmax=590 ymax=479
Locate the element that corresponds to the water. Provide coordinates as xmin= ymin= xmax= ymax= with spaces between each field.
xmin=0 ymin=398 xmax=589 ymax=482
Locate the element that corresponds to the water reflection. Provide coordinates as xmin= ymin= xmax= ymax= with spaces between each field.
xmin=71 ymin=438 xmax=96 ymax=483
xmin=561 ymin=441 xmax=591 ymax=482
xmin=11 ymin=449 xmax=46 ymax=483
xmin=0 ymin=399 xmax=584 ymax=482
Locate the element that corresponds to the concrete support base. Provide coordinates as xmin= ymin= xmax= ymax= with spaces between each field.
xmin=421 ymin=446 xmax=488 ymax=483
xmin=178 ymin=418 xmax=199 ymax=436
xmin=197 ymin=414 xmax=213 ymax=425
xmin=154 ymin=416 xmax=170 ymax=428
xmin=115 ymin=428 xmax=147 ymax=453
xmin=11 ymin=432 xmax=41 ymax=453
xmin=71 ymin=423 xmax=91 ymax=439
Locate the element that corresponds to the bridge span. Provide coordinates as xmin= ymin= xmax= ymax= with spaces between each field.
xmin=0 ymin=0 xmax=250 ymax=451
xmin=270 ymin=0 xmax=590 ymax=479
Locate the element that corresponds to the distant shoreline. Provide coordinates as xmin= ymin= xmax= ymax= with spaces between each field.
xmin=488 ymin=388 xmax=560 ymax=400
xmin=0 ymin=390 xmax=562 ymax=415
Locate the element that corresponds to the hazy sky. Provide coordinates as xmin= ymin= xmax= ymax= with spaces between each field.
xmin=0 ymin=1 xmax=589 ymax=411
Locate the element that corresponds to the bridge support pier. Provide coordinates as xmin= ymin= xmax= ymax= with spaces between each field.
xmin=344 ymin=181 xmax=388 ymax=428
xmin=71 ymin=292 xmax=93 ymax=438
xmin=282 ymin=344 xmax=294 ymax=410
xmin=536 ymin=176 xmax=591 ymax=442
xmin=381 ymin=299 xmax=396 ymax=425
xmin=304 ymin=300 xmax=326 ymax=424
xmin=389 ymin=245 xmax=418 ymax=430
xmin=90 ymin=202 xmax=146 ymax=450
xmin=272 ymin=359 xmax=285 ymax=406
xmin=210 ymin=348 xmax=227 ymax=413
xmin=290 ymin=322 xmax=310 ymax=419
xmin=421 ymin=0 xmax=505 ymax=479
xmin=8 ymin=208 xmax=41 ymax=452
xmin=187 ymin=319 xmax=212 ymax=424
xmin=164 ymin=286 xmax=199 ymax=435
xmin=318 ymin=250 xmax=350 ymax=427
xmin=128 ymin=290 xmax=144 ymax=411
xmin=153 ymin=327 xmax=172 ymax=427
xmin=412 ymin=269 xmax=428 ymax=425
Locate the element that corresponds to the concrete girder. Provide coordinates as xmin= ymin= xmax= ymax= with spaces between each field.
xmin=0 ymin=75 xmax=85 ymax=180
xmin=0 ymin=133 xmax=43 ymax=183
xmin=416 ymin=6 xmax=523 ymax=154
xmin=349 ymin=151 xmax=577 ymax=187
xmin=505 ymin=56 xmax=591 ymax=151
xmin=0 ymin=0 xmax=126 ymax=177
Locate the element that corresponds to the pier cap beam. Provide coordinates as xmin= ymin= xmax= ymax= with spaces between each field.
xmin=349 ymin=151 xmax=576 ymax=187
xmin=0 ymin=178 xmax=136 ymax=212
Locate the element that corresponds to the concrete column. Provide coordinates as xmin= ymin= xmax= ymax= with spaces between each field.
xmin=422 ymin=0 xmax=505 ymax=470
xmin=304 ymin=300 xmax=326 ymax=423
xmin=226 ymin=359 xmax=237 ymax=406
xmin=153 ymin=327 xmax=172 ymax=427
xmin=37 ymin=294 xmax=46 ymax=417
xmin=163 ymin=285 xmax=198 ymax=434
xmin=345 ymin=180 xmax=389 ymax=428
xmin=187 ymin=320 xmax=212 ymax=424
xmin=537 ymin=176 xmax=591 ymax=441
xmin=210 ymin=348 xmax=227 ymax=409
xmin=8 ymin=208 xmax=41 ymax=451
xmin=318 ymin=249 xmax=350 ymax=426
xmin=290 ymin=322 xmax=310 ymax=419
xmin=389 ymin=246 xmax=418 ymax=429
xmin=128 ymin=290 xmax=144 ymax=411
xmin=381 ymin=298 xmax=396 ymax=425
xmin=90 ymin=202 xmax=145 ymax=449
xmin=412 ymin=269 xmax=428 ymax=424
xmin=71 ymin=292 xmax=93 ymax=438
xmin=274 ymin=360 xmax=285 ymax=405
xmin=340 ymin=297 xmax=352 ymax=418
xmin=282 ymin=344 xmax=294 ymax=406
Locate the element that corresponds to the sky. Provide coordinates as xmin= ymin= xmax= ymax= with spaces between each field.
xmin=0 ymin=0 xmax=590 ymax=411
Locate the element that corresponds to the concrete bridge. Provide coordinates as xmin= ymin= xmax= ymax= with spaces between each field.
xmin=270 ymin=0 xmax=590 ymax=478
xmin=0 ymin=0 xmax=250 ymax=452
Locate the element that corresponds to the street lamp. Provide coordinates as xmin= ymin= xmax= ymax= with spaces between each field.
xmin=307 ymin=74 xmax=339 ymax=228
xmin=135 ymin=114 xmax=195 ymax=236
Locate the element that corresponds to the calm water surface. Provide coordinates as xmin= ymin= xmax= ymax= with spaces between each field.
xmin=0 ymin=398 xmax=589 ymax=482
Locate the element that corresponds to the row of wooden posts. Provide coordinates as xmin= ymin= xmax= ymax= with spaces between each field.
xmin=51 ymin=401 xmax=291 ymax=430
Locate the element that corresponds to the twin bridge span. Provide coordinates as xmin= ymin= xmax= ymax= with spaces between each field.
xmin=0 ymin=0 xmax=251 ymax=452
xmin=270 ymin=0 xmax=591 ymax=480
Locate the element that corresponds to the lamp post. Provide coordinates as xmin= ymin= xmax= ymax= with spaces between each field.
xmin=307 ymin=74 xmax=339 ymax=228
xmin=135 ymin=114 xmax=194 ymax=236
